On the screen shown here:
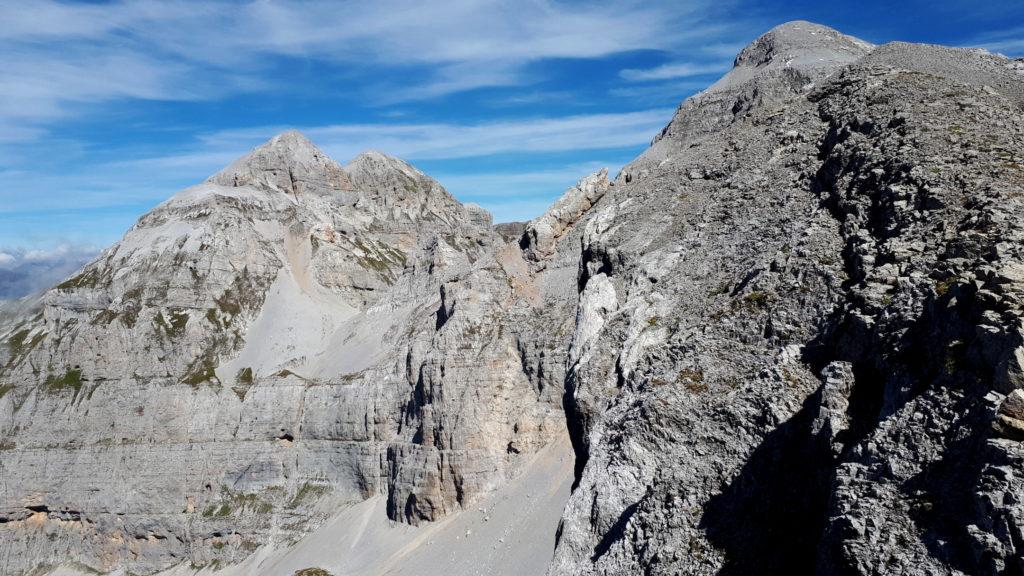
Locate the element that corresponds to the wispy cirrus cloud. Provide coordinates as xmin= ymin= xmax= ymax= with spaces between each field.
xmin=0 ymin=109 xmax=672 ymax=223
xmin=619 ymin=62 xmax=730 ymax=82
xmin=967 ymin=27 xmax=1024 ymax=56
xmin=7 ymin=0 xmax=1024 ymax=296
xmin=0 ymin=0 xmax=753 ymax=269
xmin=0 ymin=0 xmax=738 ymax=140
xmin=608 ymin=80 xmax=716 ymax=104
xmin=197 ymin=110 xmax=675 ymax=162
xmin=432 ymin=162 xmax=613 ymax=197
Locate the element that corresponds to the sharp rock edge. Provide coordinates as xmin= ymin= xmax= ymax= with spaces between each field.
xmin=2 ymin=19 xmax=1024 ymax=576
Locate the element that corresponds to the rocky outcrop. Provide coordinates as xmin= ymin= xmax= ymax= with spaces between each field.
xmin=623 ymin=20 xmax=874 ymax=180
xmin=209 ymin=130 xmax=352 ymax=196
xmin=521 ymin=170 xmax=611 ymax=262
xmin=3 ymin=19 xmax=1024 ymax=576
xmin=995 ymin=390 xmax=1024 ymax=439
xmin=0 ymin=135 xmax=566 ymax=574
xmin=550 ymin=22 xmax=1024 ymax=576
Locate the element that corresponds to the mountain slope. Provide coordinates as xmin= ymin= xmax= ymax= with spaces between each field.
xmin=0 ymin=132 xmax=567 ymax=574
xmin=551 ymin=21 xmax=1024 ymax=576
xmin=3 ymin=19 xmax=1024 ymax=576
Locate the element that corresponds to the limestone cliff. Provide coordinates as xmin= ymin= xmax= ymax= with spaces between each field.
xmin=551 ymin=21 xmax=1024 ymax=576
xmin=3 ymin=19 xmax=1024 ymax=576
xmin=0 ymin=132 xmax=566 ymax=574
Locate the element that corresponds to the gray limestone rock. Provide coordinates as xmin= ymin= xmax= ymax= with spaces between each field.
xmin=3 ymin=18 xmax=1024 ymax=576
xmin=995 ymin=390 xmax=1024 ymax=439
xmin=0 ymin=134 xmax=565 ymax=574
xmin=551 ymin=21 xmax=1024 ymax=576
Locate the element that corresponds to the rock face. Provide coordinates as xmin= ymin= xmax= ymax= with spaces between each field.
xmin=3 ymin=19 xmax=1024 ymax=576
xmin=551 ymin=21 xmax=1024 ymax=576
xmin=0 ymin=132 xmax=567 ymax=574
xmin=627 ymin=20 xmax=874 ymax=177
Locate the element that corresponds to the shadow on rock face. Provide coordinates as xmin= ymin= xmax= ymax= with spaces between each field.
xmin=591 ymin=500 xmax=641 ymax=562
xmin=901 ymin=392 xmax=1003 ymax=576
xmin=699 ymin=389 xmax=832 ymax=576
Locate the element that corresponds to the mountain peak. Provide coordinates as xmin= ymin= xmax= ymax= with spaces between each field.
xmin=733 ymin=20 xmax=874 ymax=71
xmin=263 ymin=128 xmax=318 ymax=150
xmin=347 ymin=149 xmax=421 ymax=172
xmin=207 ymin=129 xmax=350 ymax=195
xmin=631 ymin=20 xmax=874 ymax=160
xmin=342 ymin=149 xmax=470 ymax=221
xmin=352 ymin=149 xmax=399 ymax=161
xmin=225 ymin=129 xmax=323 ymax=166
xmin=344 ymin=149 xmax=427 ymax=184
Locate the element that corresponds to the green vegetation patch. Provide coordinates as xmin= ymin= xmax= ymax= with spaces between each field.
xmin=0 ymin=384 xmax=13 ymax=400
xmin=781 ymin=367 xmax=801 ymax=388
xmin=6 ymin=329 xmax=46 ymax=366
xmin=123 ymin=286 xmax=144 ymax=303
xmin=202 ymin=487 xmax=274 ymax=518
xmin=710 ymin=281 xmax=731 ymax=297
xmin=934 ymin=277 xmax=957 ymax=297
xmin=181 ymin=356 xmax=219 ymax=388
xmin=240 ymin=539 xmax=260 ymax=552
xmin=120 ymin=307 xmax=140 ymax=329
xmin=118 ymin=287 xmax=145 ymax=328
xmin=208 ymin=267 xmax=271 ymax=332
xmin=236 ymin=367 xmax=254 ymax=385
xmin=287 ymin=482 xmax=331 ymax=509
xmin=380 ymin=243 xmax=407 ymax=266
xmin=154 ymin=310 xmax=189 ymax=337
xmin=273 ymin=369 xmax=311 ymax=382
xmin=202 ymin=503 xmax=233 ymax=518
xmin=168 ymin=310 xmax=189 ymax=334
xmin=944 ymin=341 xmax=967 ymax=375
xmin=205 ymin=307 xmax=222 ymax=329
xmin=90 ymin=309 xmax=119 ymax=326
xmin=350 ymin=237 xmax=407 ymax=282
xmin=7 ymin=329 xmax=31 ymax=355
xmin=54 ymin=267 xmax=107 ymax=291
xmin=232 ymin=367 xmax=254 ymax=401
xmin=742 ymin=291 xmax=772 ymax=308
xmin=45 ymin=368 xmax=83 ymax=395
xmin=214 ymin=291 xmax=243 ymax=317
xmin=677 ymin=368 xmax=707 ymax=393
xmin=294 ymin=568 xmax=333 ymax=576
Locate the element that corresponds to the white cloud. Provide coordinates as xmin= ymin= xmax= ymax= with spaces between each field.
xmin=962 ymin=25 xmax=1024 ymax=56
xmin=0 ymin=244 xmax=98 ymax=298
xmin=434 ymin=162 xmax=613 ymax=198
xmin=200 ymin=110 xmax=673 ymax=163
xmin=0 ymin=0 xmax=742 ymax=139
xmin=620 ymin=62 xmax=729 ymax=82
xmin=434 ymin=161 xmax=619 ymax=222
xmin=0 ymin=1 xmax=756 ymax=245
xmin=0 ymin=110 xmax=669 ymax=218
xmin=608 ymin=79 xmax=711 ymax=103
xmin=977 ymin=37 xmax=1024 ymax=55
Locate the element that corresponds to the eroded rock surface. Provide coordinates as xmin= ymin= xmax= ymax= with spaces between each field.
xmin=3 ymin=19 xmax=1024 ymax=576
xmin=0 ymin=133 xmax=568 ymax=574
xmin=549 ymin=21 xmax=1024 ymax=576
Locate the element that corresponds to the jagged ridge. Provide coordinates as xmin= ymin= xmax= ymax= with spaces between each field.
xmin=2 ymin=19 xmax=1024 ymax=576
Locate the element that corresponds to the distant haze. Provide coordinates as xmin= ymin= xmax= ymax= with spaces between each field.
xmin=0 ymin=246 xmax=97 ymax=299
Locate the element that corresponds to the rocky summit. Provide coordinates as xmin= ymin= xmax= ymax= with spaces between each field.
xmin=2 ymin=20 xmax=1024 ymax=576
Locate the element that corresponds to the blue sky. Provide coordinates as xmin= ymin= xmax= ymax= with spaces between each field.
xmin=1 ymin=0 xmax=1023 ymax=291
